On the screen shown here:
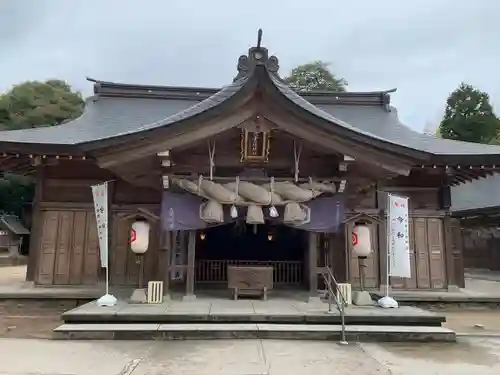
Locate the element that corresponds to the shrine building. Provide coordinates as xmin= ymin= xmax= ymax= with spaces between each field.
xmin=2 ymin=35 xmax=500 ymax=299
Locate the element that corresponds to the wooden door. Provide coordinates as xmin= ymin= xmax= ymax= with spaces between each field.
xmin=36 ymin=210 xmax=99 ymax=286
xmin=404 ymin=218 xmax=418 ymax=289
xmin=68 ymin=211 xmax=88 ymax=284
xmin=53 ymin=211 xmax=74 ymax=284
xmin=82 ymin=212 xmax=99 ymax=285
xmin=36 ymin=211 xmax=60 ymax=285
xmin=413 ymin=218 xmax=431 ymax=289
xmin=427 ymin=218 xmax=446 ymax=289
xmin=390 ymin=218 xmax=418 ymax=289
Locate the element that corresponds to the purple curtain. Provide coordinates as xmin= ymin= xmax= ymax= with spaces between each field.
xmin=287 ymin=196 xmax=345 ymax=233
xmin=161 ymin=191 xmax=345 ymax=233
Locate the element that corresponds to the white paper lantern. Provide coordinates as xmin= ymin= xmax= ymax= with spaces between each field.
xmin=131 ymin=221 xmax=150 ymax=254
xmin=352 ymin=225 xmax=371 ymax=257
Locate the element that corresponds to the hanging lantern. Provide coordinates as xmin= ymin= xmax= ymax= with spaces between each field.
xmin=352 ymin=225 xmax=371 ymax=258
xmin=267 ymin=232 xmax=273 ymax=241
xmin=130 ymin=220 xmax=150 ymax=254
xmin=269 ymin=206 xmax=279 ymax=218
xmin=199 ymin=231 xmax=206 ymax=240
xmin=230 ymin=205 xmax=238 ymax=218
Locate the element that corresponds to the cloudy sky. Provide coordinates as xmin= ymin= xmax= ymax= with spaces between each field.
xmin=1 ymin=0 xmax=499 ymax=132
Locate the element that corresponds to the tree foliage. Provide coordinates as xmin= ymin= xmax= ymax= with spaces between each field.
xmin=0 ymin=79 xmax=84 ymax=130
xmin=283 ymin=61 xmax=348 ymax=92
xmin=0 ymin=174 xmax=34 ymax=217
xmin=438 ymin=82 xmax=500 ymax=144
xmin=0 ymin=80 xmax=83 ymax=220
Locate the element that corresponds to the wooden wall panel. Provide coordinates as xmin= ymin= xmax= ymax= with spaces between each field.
xmin=413 ymin=218 xmax=431 ymax=288
xmin=113 ymin=181 xmax=161 ymax=205
xmin=35 ymin=211 xmax=59 ymax=285
xmin=109 ymin=214 xmax=161 ymax=287
xmin=450 ymin=218 xmax=465 ymax=287
xmin=404 ymin=219 xmax=418 ymax=289
xmin=35 ymin=210 xmax=99 ymax=286
xmin=383 ymin=217 xmax=446 ymax=290
xmin=53 ymin=211 xmax=74 ymax=285
xmin=347 ymin=222 xmax=379 ymax=289
xmin=82 ymin=213 xmax=99 ymax=285
xmin=110 ymin=215 xmax=131 ymax=286
xmin=69 ymin=211 xmax=88 ymax=284
xmin=427 ymin=218 xmax=446 ymax=289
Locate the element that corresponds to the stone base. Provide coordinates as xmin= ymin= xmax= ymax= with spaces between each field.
xmin=447 ymin=285 xmax=460 ymax=293
xmin=129 ymin=288 xmax=147 ymax=304
xmin=308 ymin=296 xmax=323 ymax=305
xmin=352 ymin=291 xmax=375 ymax=306
xmin=379 ymin=284 xmax=391 ymax=295
xmin=53 ymin=323 xmax=457 ymax=342
xmin=182 ymin=294 xmax=197 ymax=302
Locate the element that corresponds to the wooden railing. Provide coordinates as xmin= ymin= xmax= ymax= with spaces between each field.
xmin=195 ymin=260 xmax=303 ymax=285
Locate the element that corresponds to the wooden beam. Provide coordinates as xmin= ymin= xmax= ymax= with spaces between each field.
xmin=96 ymin=107 xmax=255 ymax=169
xmin=185 ymin=231 xmax=196 ymax=299
xmin=308 ymin=232 xmax=318 ymax=298
xmin=260 ymin=107 xmax=414 ymax=177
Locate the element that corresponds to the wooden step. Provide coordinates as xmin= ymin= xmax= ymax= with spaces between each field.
xmin=53 ymin=323 xmax=456 ymax=342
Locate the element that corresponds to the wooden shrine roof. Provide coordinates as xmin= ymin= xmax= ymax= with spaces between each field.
xmin=1 ymin=33 xmax=500 ymax=168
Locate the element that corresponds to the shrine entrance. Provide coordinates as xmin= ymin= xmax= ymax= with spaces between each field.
xmin=195 ymin=222 xmax=307 ymax=288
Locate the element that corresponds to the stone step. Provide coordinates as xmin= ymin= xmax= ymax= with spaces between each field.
xmin=53 ymin=323 xmax=456 ymax=342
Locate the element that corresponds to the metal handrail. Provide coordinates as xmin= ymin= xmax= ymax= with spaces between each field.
xmin=321 ymin=266 xmax=348 ymax=345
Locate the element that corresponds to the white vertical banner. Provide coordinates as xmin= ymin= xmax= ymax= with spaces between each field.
xmin=387 ymin=193 xmax=411 ymax=278
xmin=91 ymin=182 xmax=108 ymax=268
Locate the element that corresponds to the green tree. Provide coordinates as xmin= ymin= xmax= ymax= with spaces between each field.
xmin=0 ymin=79 xmax=84 ymax=130
xmin=0 ymin=173 xmax=34 ymax=217
xmin=438 ymin=83 xmax=500 ymax=144
xmin=283 ymin=61 xmax=348 ymax=92
xmin=0 ymin=80 xmax=84 ymax=223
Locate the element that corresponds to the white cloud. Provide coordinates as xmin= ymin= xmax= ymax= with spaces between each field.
xmin=1 ymin=0 xmax=500 ymax=131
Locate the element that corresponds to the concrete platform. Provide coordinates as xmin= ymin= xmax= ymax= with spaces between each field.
xmin=61 ymin=297 xmax=446 ymax=327
xmin=53 ymin=323 xmax=456 ymax=342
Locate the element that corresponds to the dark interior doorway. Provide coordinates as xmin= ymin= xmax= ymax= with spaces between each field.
xmin=197 ymin=221 xmax=305 ymax=261
xmin=195 ymin=221 xmax=307 ymax=286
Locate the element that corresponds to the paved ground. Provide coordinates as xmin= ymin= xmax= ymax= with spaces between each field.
xmin=0 ymin=337 xmax=499 ymax=374
xmin=0 ymin=265 xmax=25 ymax=286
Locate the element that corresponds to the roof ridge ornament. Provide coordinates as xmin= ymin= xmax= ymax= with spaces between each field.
xmin=233 ymin=29 xmax=280 ymax=82
xmin=257 ymin=28 xmax=263 ymax=49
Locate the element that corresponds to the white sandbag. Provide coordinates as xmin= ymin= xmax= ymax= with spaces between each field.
xmin=176 ymin=179 xmax=202 ymax=195
xmin=225 ymin=181 xmax=278 ymax=205
xmin=273 ymin=181 xmax=315 ymax=202
xmin=246 ymin=204 xmax=265 ymax=224
xmin=283 ymin=202 xmax=307 ymax=224
xmin=259 ymin=184 xmax=286 ymax=205
xmin=300 ymin=181 xmax=335 ymax=194
xmin=199 ymin=200 xmax=224 ymax=223
xmin=200 ymin=179 xmax=240 ymax=204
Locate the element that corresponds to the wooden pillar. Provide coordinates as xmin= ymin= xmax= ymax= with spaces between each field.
xmin=26 ymin=165 xmax=45 ymax=282
xmin=184 ymin=230 xmax=196 ymax=300
xmin=377 ymin=193 xmax=389 ymax=294
xmin=101 ymin=181 xmax=115 ymax=283
xmin=308 ymin=232 xmax=319 ymax=300
xmin=161 ymin=230 xmax=171 ymax=298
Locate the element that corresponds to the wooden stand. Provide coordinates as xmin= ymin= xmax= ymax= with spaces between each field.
xmin=227 ymin=266 xmax=273 ymax=300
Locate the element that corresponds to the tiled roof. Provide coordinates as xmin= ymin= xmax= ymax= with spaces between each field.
xmin=0 ymin=215 xmax=29 ymax=235
xmin=1 ymin=45 xmax=500 ymax=158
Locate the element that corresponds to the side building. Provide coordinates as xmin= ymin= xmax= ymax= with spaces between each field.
xmin=452 ymin=173 xmax=500 ymax=271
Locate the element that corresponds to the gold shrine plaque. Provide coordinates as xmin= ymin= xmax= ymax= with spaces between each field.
xmin=240 ymin=128 xmax=270 ymax=163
